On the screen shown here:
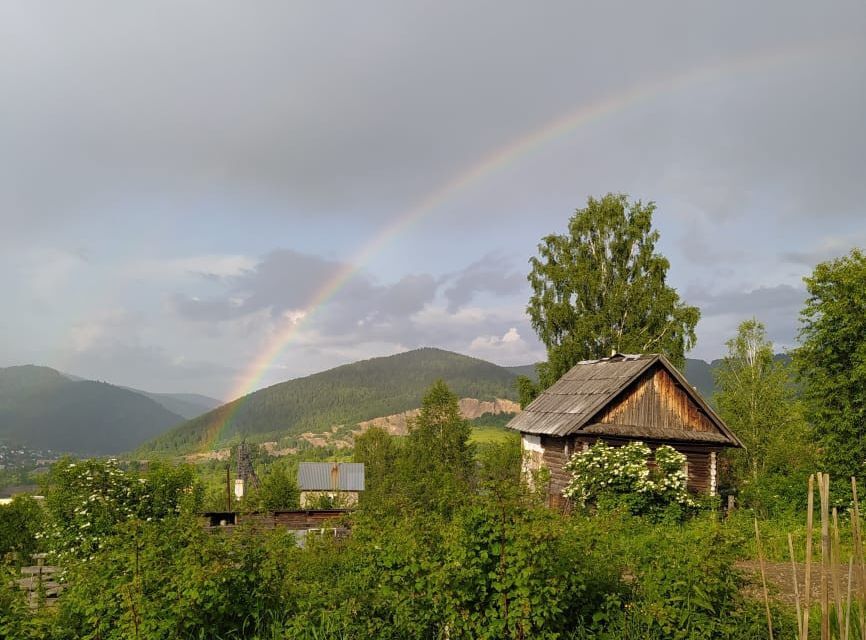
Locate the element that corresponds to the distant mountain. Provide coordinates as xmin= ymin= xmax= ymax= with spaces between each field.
xmin=509 ymin=359 xmax=718 ymax=398
xmin=506 ymin=355 xmax=792 ymax=404
xmin=504 ymin=364 xmax=539 ymax=382
xmin=683 ymin=358 xmax=716 ymax=400
xmin=143 ymin=347 xmax=522 ymax=454
xmin=121 ymin=389 xmax=222 ymax=420
xmin=61 ymin=372 xmax=220 ymax=418
xmin=683 ymin=354 xmax=793 ymax=402
xmin=0 ymin=365 xmax=186 ymax=454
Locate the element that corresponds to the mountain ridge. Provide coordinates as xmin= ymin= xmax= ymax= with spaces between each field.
xmin=142 ymin=347 xmax=523 ymax=454
xmin=0 ymin=365 xmax=186 ymax=454
xmin=2 ymin=350 xmax=788 ymax=456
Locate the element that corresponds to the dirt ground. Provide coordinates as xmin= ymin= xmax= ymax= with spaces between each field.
xmin=737 ymin=560 xmax=864 ymax=607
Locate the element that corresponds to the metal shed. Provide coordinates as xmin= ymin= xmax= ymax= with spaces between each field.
xmin=298 ymin=463 xmax=365 ymax=491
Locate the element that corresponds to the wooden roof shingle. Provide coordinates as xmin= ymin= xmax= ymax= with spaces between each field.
xmin=506 ymin=353 xmax=742 ymax=447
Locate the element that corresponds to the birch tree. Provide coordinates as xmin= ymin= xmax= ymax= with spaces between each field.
xmin=525 ymin=193 xmax=699 ymax=392
xmin=714 ymin=319 xmax=809 ymax=484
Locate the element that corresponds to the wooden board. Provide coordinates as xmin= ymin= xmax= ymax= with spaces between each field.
xmin=595 ymin=367 xmax=718 ymax=434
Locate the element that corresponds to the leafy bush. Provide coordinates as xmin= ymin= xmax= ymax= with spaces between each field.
xmin=51 ymin=517 xmax=297 ymax=640
xmin=564 ymin=442 xmax=694 ymax=517
xmin=435 ymin=498 xmax=619 ymax=639
xmin=0 ymin=495 xmax=44 ymax=562
xmin=569 ymin=513 xmax=797 ymax=640
xmin=256 ymin=463 xmax=300 ymax=511
xmin=40 ymin=458 xmax=201 ymax=563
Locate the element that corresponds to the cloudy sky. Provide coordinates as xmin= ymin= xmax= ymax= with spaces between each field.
xmin=1 ymin=2 xmax=864 ymax=399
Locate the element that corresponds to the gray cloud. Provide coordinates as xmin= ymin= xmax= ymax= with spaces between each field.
xmin=692 ymin=284 xmax=806 ymax=317
xmin=171 ymin=249 xmax=439 ymax=335
xmin=1 ymin=1 xmax=864 ymax=242
xmin=443 ymin=253 xmax=526 ymax=312
xmin=781 ymin=236 xmax=865 ymax=266
xmin=168 ymin=248 xmax=537 ymax=360
xmin=58 ymin=336 xmax=237 ymax=397
xmin=686 ymin=284 xmax=807 ymax=358
xmin=2 ymin=1 xmax=864 ymax=394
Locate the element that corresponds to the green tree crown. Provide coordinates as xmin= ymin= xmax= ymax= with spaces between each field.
xmin=796 ymin=248 xmax=866 ymax=479
xmin=526 ymin=193 xmax=699 ymax=390
xmin=714 ymin=319 xmax=812 ymax=512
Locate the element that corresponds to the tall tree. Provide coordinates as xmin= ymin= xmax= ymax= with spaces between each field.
xmin=714 ymin=319 xmax=810 ymax=485
xmin=353 ymin=426 xmax=400 ymax=503
xmin=796 ymin=248 xmax=866 ymax=479
xmin=256 ymin=463 xmax=300 ymax=511
xmin=525 ymin=193 xmax=699 ymax=390
xmin=401 ymin=380 xmax=475 ymax=514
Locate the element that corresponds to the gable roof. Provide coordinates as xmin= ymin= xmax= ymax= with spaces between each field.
xmin=298 ymin=463 xmax=365 ymax=491
xmin=506 ymin=353 xmax=742 ymax=447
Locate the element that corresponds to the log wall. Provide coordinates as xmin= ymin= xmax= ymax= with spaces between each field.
xmin=536 ymin=434 xmax=720 ymax=501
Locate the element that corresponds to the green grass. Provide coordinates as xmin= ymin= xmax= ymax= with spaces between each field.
xmin=469 ymin=425 xmax=519 ymax=445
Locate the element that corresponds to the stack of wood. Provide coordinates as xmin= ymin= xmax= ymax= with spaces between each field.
xmin=17 ymin=553 xmax=63 ymax=609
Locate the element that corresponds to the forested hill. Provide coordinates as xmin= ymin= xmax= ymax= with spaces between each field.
xmin=684 ymin=354 xmax=792 ymax=400
xmin=0 ymin=365 xmax=186 ymax=454
xmin=120 ymin=388 xmax=222 ymax=420
xmin=505 ymin=357 xmax=792 ymax=401
xmin=507 ymin=359 xmax=726 ymax=399
xmin=142 ymin=348 xmax=521 ymax=454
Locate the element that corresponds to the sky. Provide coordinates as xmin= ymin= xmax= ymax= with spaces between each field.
xmin=1 ymin=1 xmax=864 ymax=400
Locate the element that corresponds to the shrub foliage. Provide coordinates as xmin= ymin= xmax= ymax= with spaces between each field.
xmin=564 ymin=441 xmax=694 ymax=517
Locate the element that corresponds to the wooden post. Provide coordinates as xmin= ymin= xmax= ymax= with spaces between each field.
xmin=819 ymin=472 xmax=830 ymax=640
xmin=790 ymin=533 xmax=803 ymax=640
xmin=805 ymin=473 xmax=815 ymax=640
xmin=225 ymin=464 xmax=232 ymax=512
xmin=833 ymin=507 xmax=844 ymax=629
xmin=756 ymin=518 xmax=775 ymax=640
xmin=845 ymin=557 xmax=853 ymax=640
xmin=850 ymin=477 xmax=866 ymax=640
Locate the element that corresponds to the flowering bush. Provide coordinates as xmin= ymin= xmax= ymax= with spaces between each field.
xmin=563 ymin=442 xmax=695 ymax=517
xmin=40 ymin=458 xmax=200 ymax=563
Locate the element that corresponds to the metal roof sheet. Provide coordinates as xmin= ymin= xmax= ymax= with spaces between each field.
xmin=298 ymin=463 xmax=365 ymax=491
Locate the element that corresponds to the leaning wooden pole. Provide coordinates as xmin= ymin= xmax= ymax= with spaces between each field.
xmin=846 ymin=557 xmax=854 ymax=640
xmin=820 ymin=473 xmax=830 ymax=640
xmin=851 ymin=477 xmax=866 ymax=640
xmin=805 ymin=473 xmax=815 ymax=640
xmin=756 ymin=518 xmax=775 ymax=640
xmin=833 ymin=507 xmax=845 ymax=630
xmin=791 ymin=532 xmax=804 ymax=640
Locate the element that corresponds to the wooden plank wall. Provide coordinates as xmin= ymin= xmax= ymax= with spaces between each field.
xmin=540 ymin=435 xmax=571 ymax=505
xmin=596 ymin=367 xmax=717 ymax=434
xmin=542 ymin=434 xmax=719 ymax=497
xmin=273 ymin=510 xmax=348 ymax=529
xmin=676 ymin=444 xmax=719 ymax=494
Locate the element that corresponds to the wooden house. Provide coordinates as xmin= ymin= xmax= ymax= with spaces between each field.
xmin=506 ymin=353 xmax=742 ymax=507
xmin=298 ymin=462 xmax=365 ymax=508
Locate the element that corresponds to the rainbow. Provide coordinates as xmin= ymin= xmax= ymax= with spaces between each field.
xmin=200 ymin=38 xmax=848 ymax=449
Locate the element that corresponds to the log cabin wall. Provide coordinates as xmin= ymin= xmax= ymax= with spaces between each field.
xmin=541 ymin=434 xmax=721 ymax=498
xmin=272 ymin=510 xmax=348 ymax=529
xmin=540 ymin=435 xmax=571 ymax=498
xmin=674 ymin=444 xmax=720 ymax=495
xmin=595 ymin=367 xmax=716 ymax=434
